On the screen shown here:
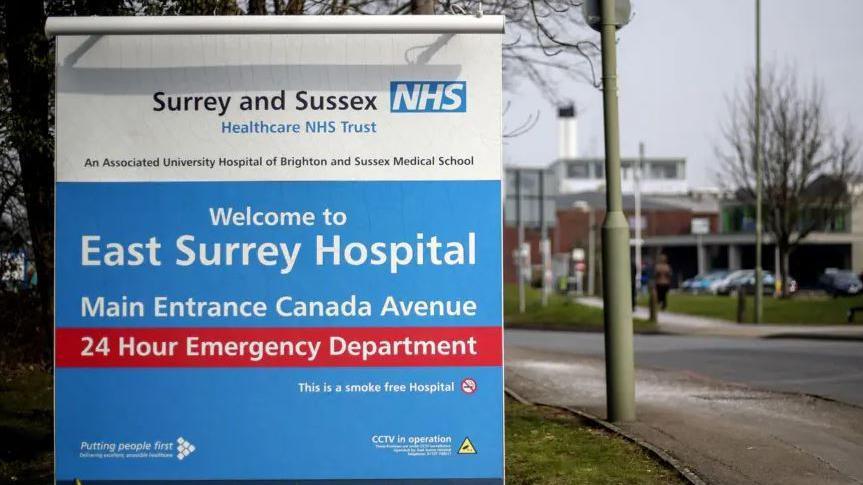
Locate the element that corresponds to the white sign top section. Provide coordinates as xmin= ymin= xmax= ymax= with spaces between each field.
xmin=55 ymin=28 xmax=501 ymax=182
xmin=46 ymin=15 xmax=505 ymax=35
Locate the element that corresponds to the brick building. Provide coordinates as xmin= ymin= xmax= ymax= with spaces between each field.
xmin=505 ymin=107 xmax=863 ymax=290
xmin=503 ymin=180 xmax=720 ymax=285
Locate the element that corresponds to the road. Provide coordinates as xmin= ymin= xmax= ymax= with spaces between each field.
xmin=507 ymin=329 xmax=863 ymax=406
xmin=505 ymin=331 xmax=863 ymax=484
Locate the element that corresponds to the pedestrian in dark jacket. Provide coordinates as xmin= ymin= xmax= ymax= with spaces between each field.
xmin=654 ymin=254 xmax=672 ymax=310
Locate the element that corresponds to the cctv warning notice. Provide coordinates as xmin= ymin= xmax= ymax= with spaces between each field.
xmin=53 ymin=24 xmax=503 ymax=485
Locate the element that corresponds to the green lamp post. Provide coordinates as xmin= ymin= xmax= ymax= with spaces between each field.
xmin=583 ymin=0 xmax=635 ymax=422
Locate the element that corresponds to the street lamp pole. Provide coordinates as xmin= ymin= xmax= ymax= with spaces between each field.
xmin=635 ymin=142 xmax=644 ymax=292
xmin=515 ymin=169 xmax=526 ymax=314
xmin=574 ymin=201 xmax=596 ymax=297
xmin=754 ymin=0 xmax=763 ymax=323
xmin=588 ymin=208 xmax=596 ymax=296
xmin=598 ymin=0 xmax=635 ymax=422
xmin=540 ymin=169 xmax=551 ymax=307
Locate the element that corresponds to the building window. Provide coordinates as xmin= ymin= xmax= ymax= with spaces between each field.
xmin=721 ymin=205 xmax=755 ymax=233
xmin=723 ymin=205 xmax=850 ymax=234
xmin=649 ymin=161 xmax=679 ymax=180
xmin=505 ymin=172 xmax=517 ymax=194
xmin=799 ymin=208 xmax=850 ymax=233
xmin=567 ymin=162 xmax=590 ymax=179
xmin=833 ymin=212 xmax=849 ymax=232
xmin=594 ymin=162 xmax=605 ymax=178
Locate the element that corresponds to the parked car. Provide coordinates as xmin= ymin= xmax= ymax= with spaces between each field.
xmin=818 ymin=269 xmax=863 ymax=297
xmin=682 ymin=270 xmax=729 ymax=294
xmin=737 ymin=272 xmax=798 ymax=295
xmin=713 ymin=270 xmax=751 ymax=295
xmin=714 ymin=269 xmax=794 ymax=296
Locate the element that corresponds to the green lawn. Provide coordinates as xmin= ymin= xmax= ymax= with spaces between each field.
xmin=505 ymin=285 xmax=656 ymax=332
xmin=506 ymin=399 xmax=683 ymax=484
xmin=638 ymin=292 xmax=863 ymax=325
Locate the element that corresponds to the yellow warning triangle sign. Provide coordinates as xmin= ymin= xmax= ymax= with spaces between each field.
xmin=458 ymin=437 xmax=477 ymax=454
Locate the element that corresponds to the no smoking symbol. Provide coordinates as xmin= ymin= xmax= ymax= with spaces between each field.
xmin=461 ymin=378 xmax=477 ymax=395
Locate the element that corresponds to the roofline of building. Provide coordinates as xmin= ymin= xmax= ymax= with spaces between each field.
xmin=504 ymin=164 xmax=548 ymax=171
xmin=505 ymin=156 xmax=688 ymax=170
xmin=641 ymin=231 xmax=863 ymax=247
xmin=551 ymin=156 xmax=687 ymax=164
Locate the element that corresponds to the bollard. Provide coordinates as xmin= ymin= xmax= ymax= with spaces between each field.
xmin=648 ymin=283 xmax=658 ymax=323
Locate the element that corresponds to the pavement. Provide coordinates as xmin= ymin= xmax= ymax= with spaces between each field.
xmin=506 ymin=340 xmax=863 ymax=485
xmin=578 ymin=296 xmax=863 ymax=340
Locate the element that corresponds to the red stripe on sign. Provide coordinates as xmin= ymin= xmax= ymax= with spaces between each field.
xmin=55 ymin=326 xmax=502 ymax=368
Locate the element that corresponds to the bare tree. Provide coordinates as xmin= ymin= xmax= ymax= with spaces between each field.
xmin=2 ymin=1 xmax=54 ymax=350
xmin=247 ymin=0 xmax=268 ymax=14
xmin=284 ymin=0 xmax=306 ymax=14
xmin=720 ymin=66 xmax=860 ymax=297
xmin=494 ymin=0 xmax=600 ymax=102
xmin=411 ymin=0 xmax=434 ymax=14
xmin=0 ymin=6 xmax=24 ymax=242
xmin=165 ymin=0 xmax=242 ymax=15
xmin=262 ymin=1 xmax=600 ymax=105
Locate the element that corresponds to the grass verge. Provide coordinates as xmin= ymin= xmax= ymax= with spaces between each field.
xmin=638 ymin=292 xmax=863 ymax=325
xmin=506 ymin=398 xmax=683 ymax=484
xmin=0 ymin=366 xmax=53 ymax=484
xmin=506 ymin=284 xmax=656 ymax=332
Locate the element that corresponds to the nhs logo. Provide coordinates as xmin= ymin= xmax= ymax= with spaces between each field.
xmin=390 ymin=81 xmax=466 ymax=113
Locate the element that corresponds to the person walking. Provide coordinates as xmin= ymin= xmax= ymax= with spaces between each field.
xmin=654 ymin=254 xmax=672 ymax=310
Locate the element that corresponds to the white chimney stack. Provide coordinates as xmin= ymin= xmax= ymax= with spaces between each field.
xmin=558 ymin=105 xmax=578 ymax=160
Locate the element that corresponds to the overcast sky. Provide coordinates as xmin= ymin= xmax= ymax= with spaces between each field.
xmin=503 ymin=0 xmax=863 ymax=188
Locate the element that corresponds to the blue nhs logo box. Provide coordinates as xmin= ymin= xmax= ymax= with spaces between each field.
xmin=390 ymin=81 xmax=466 ymax=112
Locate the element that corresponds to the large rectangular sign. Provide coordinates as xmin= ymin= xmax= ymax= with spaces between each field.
xmin=52 ymin=17 xmax=502 ymax=484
